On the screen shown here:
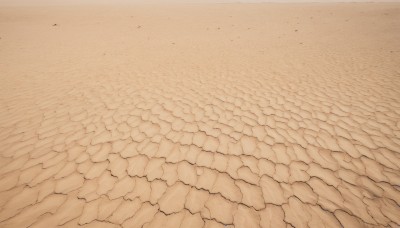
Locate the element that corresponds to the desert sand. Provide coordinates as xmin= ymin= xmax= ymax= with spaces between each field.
xmin=0 ymin=2 xmax=400 ymax=228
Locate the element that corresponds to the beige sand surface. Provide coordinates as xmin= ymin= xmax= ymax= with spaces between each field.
xmin=0 ymin=3 xmax=400 ymax=227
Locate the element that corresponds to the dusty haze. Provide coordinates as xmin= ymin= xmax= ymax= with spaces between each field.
xmin=1 ymin=0 xmax=400 ymax=6
xmin=0 ymin=2 xmax=400 ymax=228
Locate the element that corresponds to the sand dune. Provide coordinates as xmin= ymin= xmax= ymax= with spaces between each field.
xmin=0 ymin=3 xmax=400 ymax=228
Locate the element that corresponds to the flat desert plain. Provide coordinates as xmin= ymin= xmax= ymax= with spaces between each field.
xmin=0 ymin=3 xmax=400 ymax=228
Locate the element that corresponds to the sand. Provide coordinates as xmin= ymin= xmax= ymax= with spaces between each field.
xmin=0 ymin=2 xmax=400 ymax=228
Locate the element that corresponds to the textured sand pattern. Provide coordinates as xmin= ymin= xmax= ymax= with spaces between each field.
xmin=0 ymin=3 xmax=400 ymax=228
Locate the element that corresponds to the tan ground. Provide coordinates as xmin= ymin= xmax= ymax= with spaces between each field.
xmin=0 ymin=3 xmax=400 ymax=228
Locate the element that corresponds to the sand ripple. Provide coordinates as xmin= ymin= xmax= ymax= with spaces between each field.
xmin=0 ymin=3 xmax=400 ymax=228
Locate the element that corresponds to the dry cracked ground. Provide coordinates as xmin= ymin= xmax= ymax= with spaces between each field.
xmin=0 ymin=3 xmax=400 ymax=228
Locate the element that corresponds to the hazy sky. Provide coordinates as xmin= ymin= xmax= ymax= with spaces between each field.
xmin=1 ymin=0 xmax=399 ymax=6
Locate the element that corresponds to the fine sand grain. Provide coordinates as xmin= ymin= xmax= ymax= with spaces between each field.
xmin=0 ymin=3 xmax=400 ymax=227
